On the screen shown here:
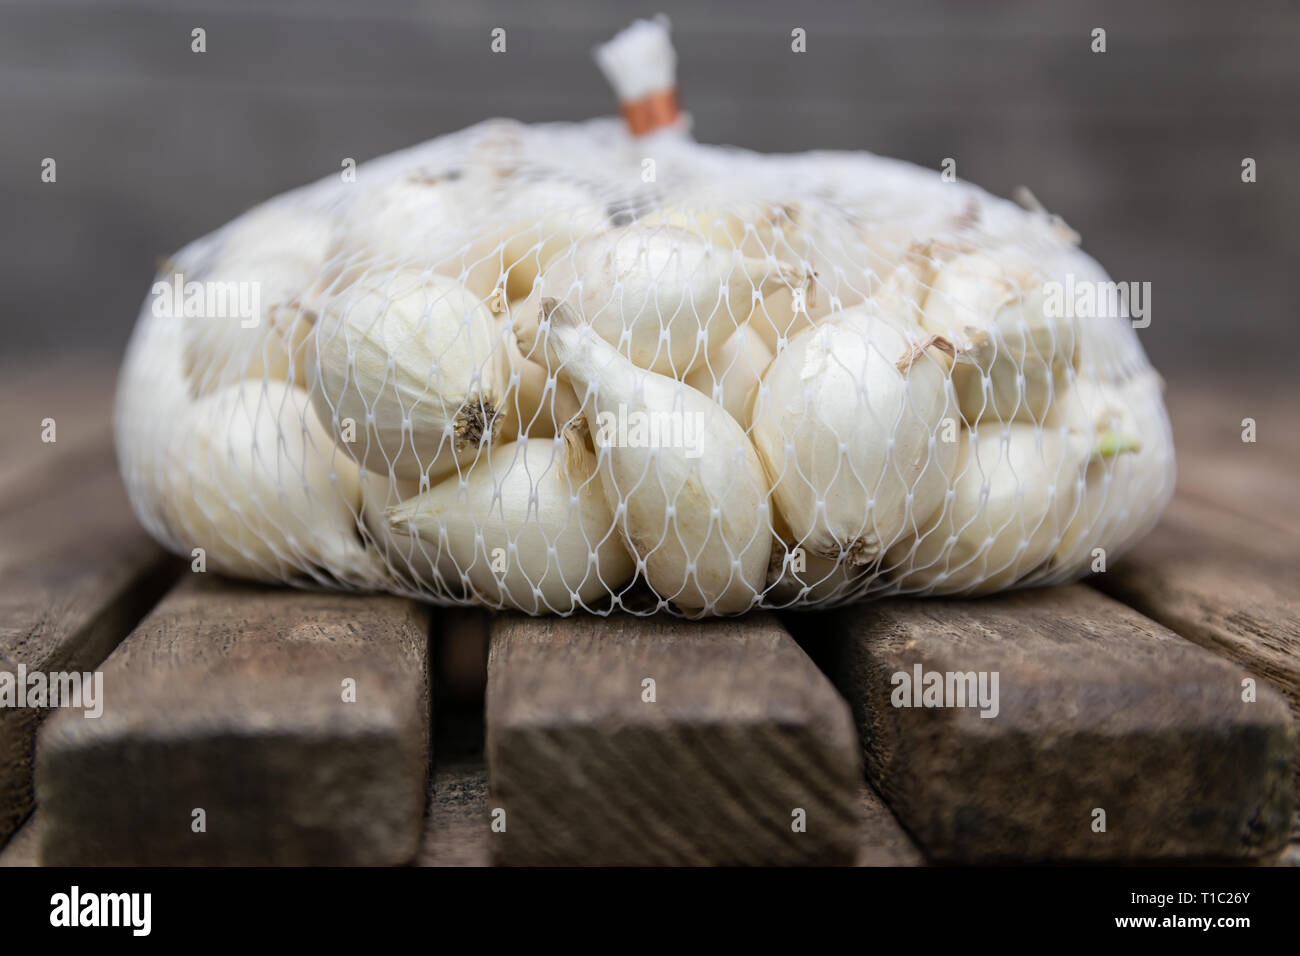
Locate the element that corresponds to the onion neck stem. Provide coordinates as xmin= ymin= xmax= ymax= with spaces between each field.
xmin=1096 ymin=429 xmax=1141 ymax=458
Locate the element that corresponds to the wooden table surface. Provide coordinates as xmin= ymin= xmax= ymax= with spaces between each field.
xmin=0 ymin=358 xmax=1295 ymax=866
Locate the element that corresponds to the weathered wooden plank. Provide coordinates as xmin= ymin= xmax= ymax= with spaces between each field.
xmin=1095 ymin=494 xmax=1300 ymax=795
xmin=818 ymin=585 xmax=1295 ymax=863
xmin=0 ymin=460 xmax=177 ymax=847
xmin=0 ymin=814 xmax=39 ymax=867
xmin=9 ymin=769 xmax=922 ymax=870
xmin=417 ymin=708 xmax=914 ymax=868
xmin=35 ymin=577 xmax=432 ymax=865
xmin=856 ymin=782 xmax=924 ymax=866
xmin=486 ymin=612 xmax=861 ymax=865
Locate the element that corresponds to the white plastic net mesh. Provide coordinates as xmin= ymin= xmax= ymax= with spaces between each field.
xmin=115 ymin=116 xmax=1175 ymax=616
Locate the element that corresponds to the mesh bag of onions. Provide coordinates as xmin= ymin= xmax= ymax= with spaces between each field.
xmin=115 ymin=18 xmax=1175 ymax=617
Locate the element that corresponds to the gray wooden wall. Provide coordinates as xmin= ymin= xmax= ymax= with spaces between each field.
xmin=2 ymin=0 xmax=1297 ymax=378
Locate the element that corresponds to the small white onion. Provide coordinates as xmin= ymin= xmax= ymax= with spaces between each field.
xmin=540 ymin=299 xmax=773 ymax=614
xmin=165 ymin=380 xmax=382 ymax=586
xmin=329 ymin=168 xmax=607 ymax=303
xmin=750 ymin=304 xmax=958 ymax=567
xmin=181 ymin=202 xmax=330 ymax=395
xmin=525 ymin=225 xmax=807 ymax=377
xmin=745 ymin=208 xmax=876 ymax=353
xmin=887 ymin=422 xmax=1089 ymax=595
xmin=386 ymin=430 xmax=635 ymax=613
xmin=357 ymin=470 xmax=454 ymax=594
xmin=683 ymin=325 xmax=773 ymax=428
xmin=497 ymin=315 xmax=584 ymax=441
xmin=910 ymin=246 xmax=1078 ymax=424
xmin=309 ymin=270 xmax=510 ymax=482
xmin=1045 ymin=369 xmax=1173 ymax=575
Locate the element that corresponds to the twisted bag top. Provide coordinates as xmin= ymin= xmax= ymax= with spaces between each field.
xmin=115 ymin=17 xmax=1175 ymax=616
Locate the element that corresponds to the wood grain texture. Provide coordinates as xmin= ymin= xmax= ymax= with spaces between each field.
xmin=418 ymin=707 xmax=919 ymax=867
xmin=819 ymin=585 xmax=1295 ymax=863
xmin=35 ymin=576 xmax=431 ymax=865
xmin=0 ymin=460 xmax=176 ymax=847
xmin=5 ymin=759 xmax=921 ymax=870
xmin=486 ymin=612 xmax=861 ymax=865
xmin=1095 ymin=495 xmax=1300 ymax=795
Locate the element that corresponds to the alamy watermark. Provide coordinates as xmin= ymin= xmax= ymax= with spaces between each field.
xmin=151 ymin=272 xmax=261 ymax=328
xmin=0 ymin=664 xmax=103 ymax=718
xmin=1042 ymin=274 xmax=1151 ymax=329
xmin=50 ymin=886 xmax=150 ymax=936
xmin=594 ymin=404 xmax=707 ymax=459
xmin=891 ymin=664 xmax=999 ymax=718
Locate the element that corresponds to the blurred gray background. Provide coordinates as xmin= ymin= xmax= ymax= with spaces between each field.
xmin=1 ymin=0 xmax=1296 ymax=379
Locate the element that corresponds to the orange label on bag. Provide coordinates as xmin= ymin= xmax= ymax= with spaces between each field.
xmin=621 ymin=88 xmax=680 ymax=136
